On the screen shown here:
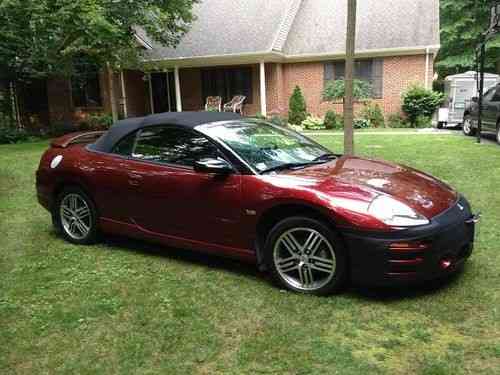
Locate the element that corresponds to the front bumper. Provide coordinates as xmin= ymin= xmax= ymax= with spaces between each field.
xmin=343 ymin=196 xmax=478 ymax=286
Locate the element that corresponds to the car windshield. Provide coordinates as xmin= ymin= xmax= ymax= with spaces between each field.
xmin=198 ymin=120 xmax=334 ymax=173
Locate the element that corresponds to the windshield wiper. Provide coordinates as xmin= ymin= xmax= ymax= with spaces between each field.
xmin=260 ymin=161 xmax=323 ymax=174
xmin=313 ymin=153 xmax=338 ymax=162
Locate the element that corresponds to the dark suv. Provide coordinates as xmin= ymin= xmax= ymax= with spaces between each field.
xmin=463 ymin=83 xmax=500 ymax=144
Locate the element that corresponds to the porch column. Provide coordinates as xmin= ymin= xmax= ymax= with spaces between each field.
xmin=259 ymin=61 xmax=267 ymax=117
xmin=148 ymin=73 xmax=154 ymax=114
xmin=120 ymin=70 xmax=128 ymax=118
xmin=174 ymin=66 xmax=182 ymax=112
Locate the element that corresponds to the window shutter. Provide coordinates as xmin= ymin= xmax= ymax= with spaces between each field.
xmin=372 ymin=59 xmax=384 ymax=98
xmin=334 ymin=62 xmax=345 ymax=80
xmin=324 ymin=62 xmax=334 ymax=83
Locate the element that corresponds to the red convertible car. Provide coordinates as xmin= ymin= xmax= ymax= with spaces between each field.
xmin=36 ymin=112 xmax=480 ymax=295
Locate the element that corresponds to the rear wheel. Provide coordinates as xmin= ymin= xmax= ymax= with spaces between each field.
xmin=497 ymin=125 xmax=500 ymax=145
xmin=264 ymin=217 xmax=348 ymax=295
xmin=53 ymin=187 xmax=99 ymax=245
xmin=463 ymin=115 xmax=476 ymax=136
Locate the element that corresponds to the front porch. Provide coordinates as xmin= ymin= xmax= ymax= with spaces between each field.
xmin=116 ymin=62 xmax=281 ymax=120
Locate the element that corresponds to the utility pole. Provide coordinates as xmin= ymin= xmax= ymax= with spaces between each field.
xmin=344 ymin=0 xmax=357 ymax=155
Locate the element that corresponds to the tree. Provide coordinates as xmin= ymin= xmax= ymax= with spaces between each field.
xmin=323 ymin=79 xmax=372 ymax=102
xmin=344 ymin=0 xmax=357 ymax=155
xmin=437 ymin=0 xmax=500 ymax=78
xmin=0 ymin=0 xmax=198 ymax=80
xmin=288 ymin=86 xmax=308 ymax=125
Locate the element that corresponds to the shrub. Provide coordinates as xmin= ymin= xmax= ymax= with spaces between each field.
xmin=324 ymin=110 xmax=343 ymax=129
xmin=323 ymin=79 xmax=372 ymax=102
xmin=87 ymin=113 xmax=113 ymax=130
xmin=252 ymin=112 xmax=266 ymax=120
xmin=288 ymin=86 xmax=307 ymax=125
xmin=301 ymin=115 xmax=324 ymax=130
xmin=360 ymin=102 xmax=385 ymax=128
xmin=353 ymin=118 xmax=371 ymax=129
xmin=387 ymin=113 xmax=410 ymax=128
xmin=402 ymin=85 xmax=443 ymax=126
xmin=269 ymin=115 xmax=287 ymax=127
xmin=50 ymin=122 xmax=79 ymax=137
xmin=0 ymin=127 xmax=28 ymax=144
xmin=415 ymin=115 xmax=432 ymax=128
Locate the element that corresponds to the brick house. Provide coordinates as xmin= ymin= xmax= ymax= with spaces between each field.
xmin=41 ymin=0 xmax=440 ymax=126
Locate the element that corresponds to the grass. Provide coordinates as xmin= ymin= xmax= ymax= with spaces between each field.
xmin=1 ymin=132 xmax=500 ymax=374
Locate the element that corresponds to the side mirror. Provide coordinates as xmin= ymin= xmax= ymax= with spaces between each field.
xmin=471 ymin=96 xmax=478 ymax=103
xmin=194 ymin=158 xmax=234 ymax=174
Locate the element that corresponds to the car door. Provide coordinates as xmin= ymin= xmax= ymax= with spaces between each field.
xmin=119 ymin=125 xmax=244 ymax=248
xmin=482 ymin=85 xmax=500 ymax=130
xmin=484 ymin=85 xmax=500 ymax=131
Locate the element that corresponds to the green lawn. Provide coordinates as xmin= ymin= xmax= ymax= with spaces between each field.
xmin=1 ymin=133 xmax=499 ymax=374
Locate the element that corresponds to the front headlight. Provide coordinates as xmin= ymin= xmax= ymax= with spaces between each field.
xmin=368 ymin=195 xmax=429 ymax=227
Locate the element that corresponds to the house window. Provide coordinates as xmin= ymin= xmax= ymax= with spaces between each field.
xmin=324 ymin=59 xmax=383 ymax=98
xmin=201 ymin=67 xmax=253 ymax=104
xmin=71 ymin=71 xmax=102 ymax=108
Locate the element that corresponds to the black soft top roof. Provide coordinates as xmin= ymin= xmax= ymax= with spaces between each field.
xmin=90 ymin=111 xmax=242 ymax=153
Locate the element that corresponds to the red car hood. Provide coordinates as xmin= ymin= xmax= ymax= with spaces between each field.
xmin=280 ymin=156 xmax=458 ymax=218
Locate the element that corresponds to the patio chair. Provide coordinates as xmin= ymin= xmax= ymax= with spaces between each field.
xmin=223 ymin=95 xmax=246 ymax=114
xmin=205 ymin=96 xmax=222 ymax=112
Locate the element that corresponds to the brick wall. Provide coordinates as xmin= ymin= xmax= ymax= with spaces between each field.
xmin=271 ymin=54 xmax=433 ymax=118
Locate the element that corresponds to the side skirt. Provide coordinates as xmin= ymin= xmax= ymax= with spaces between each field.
xmin=99 ymin=217 xmax=257 ymax=264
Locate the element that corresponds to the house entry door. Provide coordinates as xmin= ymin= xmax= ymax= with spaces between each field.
xmin=151 ymin=72 xmax=177 ymax=113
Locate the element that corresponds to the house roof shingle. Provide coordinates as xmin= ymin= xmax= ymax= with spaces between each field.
xmin=283 ymin=0 xmax=440 ymax=56
xmin=144 ymin=0 xmax=440 ymax=63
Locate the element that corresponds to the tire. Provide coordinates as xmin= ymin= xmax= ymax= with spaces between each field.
xmin=53 ymin=186 xmax=99 ymax=245
xmin=437 ymin=122 xmax=444 ymax=129
xmin=264 ymin=216 xmax=348 ymax=295
xmin=463 ymin=115 xmax=476 ymax=136
xmin=497 ymin=125 xmax=500 ymax=145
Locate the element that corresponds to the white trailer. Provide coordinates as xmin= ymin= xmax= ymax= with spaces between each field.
xmin=438 ymin=71 xmax=500 ymax=128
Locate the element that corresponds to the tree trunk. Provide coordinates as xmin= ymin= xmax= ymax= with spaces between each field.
xmin=344 ymin=0 xmax=357 ymax=155
xmin=107 ymin=63 xmax=119 ymax=122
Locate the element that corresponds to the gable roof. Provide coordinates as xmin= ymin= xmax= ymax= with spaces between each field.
xmin=283 ymin=0 xmax=440 ymax=57
xmin=144 ymin=0 xmax=439 ymax=66
xmin=145 ymin=0 xmax=295 ymax=61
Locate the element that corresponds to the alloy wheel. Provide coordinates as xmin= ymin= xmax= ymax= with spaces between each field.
xmin=463 ymin=118 xmax=472 ymax=135
xmin=273 ymin=227 xmax=336 ymax=291
xmin=59 ymin=193 xmax=92 ymax=240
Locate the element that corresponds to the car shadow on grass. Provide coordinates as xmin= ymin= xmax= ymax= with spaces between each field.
xmin=347 ymin=269 xmax=465 ymax=301
xmin=101 ymin=235 xmax=263 ymax=281
xmin=69 ymin=231 xmax=466 ymax=301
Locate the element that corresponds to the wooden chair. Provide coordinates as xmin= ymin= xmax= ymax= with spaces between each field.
xmin=223 ymin=95 xmax=246 ymax=114
xmin=205 ymin=96 xmax=222 ymax=112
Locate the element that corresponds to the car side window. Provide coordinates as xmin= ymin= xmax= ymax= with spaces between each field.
xmin=112 ymin=132 xmax=137 ymax=156
xmin=132 ymin=126 xmax=220 ymax=167
xmin=491 ymin=86 xmax=500 ymax=102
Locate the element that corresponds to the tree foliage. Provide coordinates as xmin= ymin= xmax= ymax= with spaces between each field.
xmin=323 ymin=80 xmax=372 ymax=102
xmin=0 ymin=0 xmax=198 ymax=80
xmin=437 ymin=0 xmax=500 ymax=77
xmin=288 ymin=86 xmax=307 ymax=125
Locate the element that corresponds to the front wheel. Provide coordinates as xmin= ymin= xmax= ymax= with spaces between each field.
xmin=463 ymin=115 xmax=476 ymax=136
xmin=264 ymin=217 xmax=348 ymax=295
xmin=53 ymin=187 xmax=99 ymax=245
